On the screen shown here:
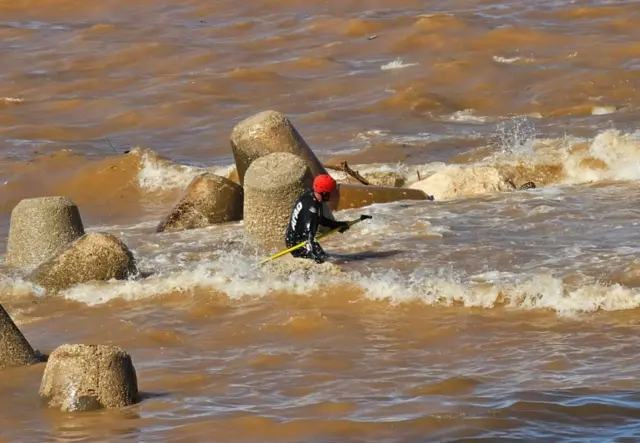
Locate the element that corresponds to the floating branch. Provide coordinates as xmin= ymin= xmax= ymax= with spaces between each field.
xmin=324 ymin=161 xmax=370 ymax=186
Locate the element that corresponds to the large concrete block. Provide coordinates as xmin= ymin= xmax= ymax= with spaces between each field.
xmin=230 ymin=110 xmax=328 ymax=184
xmin=39 ymin=344 xmax=138 ymax=412
xmin=334 ymin=183 xmax=429 ymax=210
xmin=29 ymin=232 xmax=137 ymax=295
xmin=243 ymin=152 xmax=313 ymax=251
xmin=5 ymin=196 xmax=85 ymax=268
xmin=0 ymin=303 xmax=38 ymax=369
xmin=156 ymin=173 xmax=243 ymax=233
xmin=230 ymin=110 xmax=337 ymax=229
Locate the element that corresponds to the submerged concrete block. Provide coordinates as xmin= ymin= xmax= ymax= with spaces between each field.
xmin=5 ymin=196 xmax=85 ymax=269
xmin=29 ymin=232 xmax=137 ymax=295
xmin=39 ymin=344 xmax=138 ymax=412
xmin=334 ymin=183 xmax=429 ymax=210
xmin=156 ymin=173 xmax=243 ymax=232
xmin=0 ymin=303 xmax=38 ymax=369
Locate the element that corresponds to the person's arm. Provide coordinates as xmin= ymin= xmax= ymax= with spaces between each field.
xmin=319 ymin=215 xmax=343 ymax=230
xmin=317 ymin=203 xmax=349 ymax=232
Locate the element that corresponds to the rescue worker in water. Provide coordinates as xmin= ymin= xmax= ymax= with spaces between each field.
xmin=285 ymin=174 xmax=362 ymax=264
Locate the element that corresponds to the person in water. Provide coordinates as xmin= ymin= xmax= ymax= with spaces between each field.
xmin=285 ymin=174 xmax=352 ymax=264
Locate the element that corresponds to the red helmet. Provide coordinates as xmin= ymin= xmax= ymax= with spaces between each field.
xmin=313 ymin=174 xmax=337 ymax=194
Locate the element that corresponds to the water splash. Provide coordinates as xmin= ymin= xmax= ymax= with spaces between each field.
xmin=495 ymin=116 xmax=538 ymax=156
xmin=135 ymin=148 xmax=235 ymax=190
xmin=1 ymin=250 xmax=627 ymax=316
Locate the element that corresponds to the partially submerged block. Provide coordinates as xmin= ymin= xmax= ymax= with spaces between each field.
xmin=5 ymin=196 xmax=85 ymax=268
xmin=156 ymin=173 xmax=243 ymax=233
xmin=334 ymin=183 xmax=429 ymax=210
xmin=0 ymin=303 xmax=38 ymax=369
xmin=29 ymin=232 xmax=137 ymax=295
xmin=39 ymin=344 xmax=139 ymax=412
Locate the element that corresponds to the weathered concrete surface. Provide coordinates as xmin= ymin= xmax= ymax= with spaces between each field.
xmin=230 ymin=110 xmax=328 ymax=184
xmin=39 ymin=344 xmax=138 ymax=412
xmin=244 ymin=152 xmax=313 ymax=252
xmin=5 ymin=196 xmax=85 ymax=269
xmin=156 ymin=173 xmax=243 ymax=233
xmin=29 ymin=232 xmax=137 ymax=295
xmin=0 ymin=303 xmax=38 ymax=369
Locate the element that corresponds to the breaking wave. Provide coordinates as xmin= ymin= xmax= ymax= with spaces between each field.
xmin=2 ymin=250 xmax=636 ymax=316
xmin=3 ymin=124 xmax=640 ymax=211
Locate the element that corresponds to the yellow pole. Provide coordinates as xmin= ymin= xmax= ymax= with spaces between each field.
xmin=259 ymin=216 xmax=370 ymax=265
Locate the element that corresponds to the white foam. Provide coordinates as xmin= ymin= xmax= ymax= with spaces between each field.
xmin=381 ymin=59 xmax=419 ymax=70
xmin=296 ymin=125 xmax=640 ymax=201
xmin=551 ymin=129 xmax=640 ymax=184
xmin=409 ymin=164 xmax=514 ymax=200
xmin=449 ymin=124 xmax=640 ymax=190
xmin=591 ymin=106 xmax=617 ymax=116
xmin=503 ymin=275 xmax=640 ymax=314
xmin=87 ymin=220 xmax=161 ymax=232
xmin=391 ymin=133 xmax=449 ymax=144
xmin=493 ymin=56 xmax=520 ymax=64
xmin=0 ymin=276 xmax=40 ymax=299
xmin=353 ymin=129 xmax=389 ymax=140
xmin=1 ymin=97 xmax=23 ymax=104
xmin=57 ymin=252 xmax=333 ymax=305
xmin=18 ymin=250 xmax=634 ymax=316
xmin=362 ymin=269 xmax=640 ymax=316
xmin=443 ymin=109 xmax=488 ymax=123
xmin=210 ymin=164 xmax=236 ymax=178
xmin=137 ymin=153 xmax=204 ymax=189
xmin=136 ymin=148 xmax=235 ymax=190
xmin=586 ymin=130 xmax=640 ymax=179
xmin=492 ymin=55 xmax=535 ymax=64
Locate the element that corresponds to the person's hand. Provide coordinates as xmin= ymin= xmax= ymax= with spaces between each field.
xmin=338 ymin=222 xmax=350 ymax=233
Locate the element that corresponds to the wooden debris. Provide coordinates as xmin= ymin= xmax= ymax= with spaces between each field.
xmin=324 ymin=161 xmax=371 ymax=186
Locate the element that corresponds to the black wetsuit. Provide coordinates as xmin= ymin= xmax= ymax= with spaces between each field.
xmin=285 ymin=190 xmax=347 ymax=263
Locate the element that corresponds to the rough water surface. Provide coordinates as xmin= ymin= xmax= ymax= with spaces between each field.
xmin=3 ymin=0 xmax=640 ymax=441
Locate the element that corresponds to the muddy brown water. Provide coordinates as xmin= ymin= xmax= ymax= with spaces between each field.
xmin=3 ymin=1 xmax=640 ymax=441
